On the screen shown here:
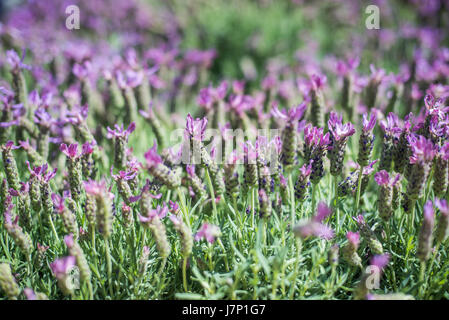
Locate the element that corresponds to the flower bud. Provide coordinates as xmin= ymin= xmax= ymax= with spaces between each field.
xmin=417 ymin=201 xmax=435 ymax=262
xmin=328 ymin=244 xmax=339 ymax=267
xmin=342 ymin=232 xmax=362 ymax=267
xmin=354 ymin=215 xmax=383 ymax=255
xmin=435 ymin=199 xmax=449 ymax=244
xmin=121 ymin=203 xmax=133 ymax=229
xmin=2 ymin=141 xmax=21 ymax=192
xmin=295 ymin=162 xmax=312 ymax=202
xmin=64 ymin=234 xmax=91 ymax=283
xmin=0 ymin=263 xmax=20 ymax=299
xmin=170 ymin=214 xmax=193 ymax=258
xmin=258 ymin=189 xmax=271 ymax=219
xmin=140 ymin=208 xmax=171 ymax=260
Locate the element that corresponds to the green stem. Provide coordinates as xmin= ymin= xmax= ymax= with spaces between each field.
xmin=90 ymin=224 xmax=96 ymax=255
xmin=104 ymin=238 xmax=113 ymax=297
xmin=334 ymin=177 xmax=340 ymax=233
xmin=419 ymin=260 xmax=426 ymax=297
xmin=182 ymin=256 xmax=188 ymax=292
xmin=233 ymin=198 xmax=242 ymax=229
xmin=272 ymin=271 xmax=279 ymax=300
xmin=354 ymin=166 xmax=363 ymax=214
xmin=328 ymin=265 xmax=337 ymax=299
xmin=217 ymin=238 xmax=229 ymax=272
xmin=151 ymin=257 xmax=168 ymax=298
xmin=312 ymin=183 xmax=318 ymax=212
xmin=204 ymin=169 xmax=218 ymax=221
xmin=288 ymin=238 xmax=302 ymax=299
xmin=425 ymin=242 xmax=440 ymax=293
xmin=88 ymin=281 xmax=94 ymax=300
xmin=288 ymin=173 xmax=295 ymax=227
xmin=176 ymin=187 xmax=190 ymax=228
xmin=48 ymin=214 xmax=59 ymax=242
xmin=251 ymin=187 xmax=255 ymax=229
xmin=408 ymin=202 xmax=416 ymax=234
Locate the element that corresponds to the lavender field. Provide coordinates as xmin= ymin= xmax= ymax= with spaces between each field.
xmin=0 ymin=0 xmax=448 ymax=300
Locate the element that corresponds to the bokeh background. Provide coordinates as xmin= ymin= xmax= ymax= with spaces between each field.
xmin=1 ymin=0 xmax=447 ymax=82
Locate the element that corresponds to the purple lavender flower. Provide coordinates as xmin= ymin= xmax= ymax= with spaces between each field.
xmin=84 ymin=179 xmax=113 ymax=238
xmin=194 ymin=223 xmax=221 ymax=243
xmin=72 ymin=61 xmax=92 ymax=80
xmin=364 ymin=64 xmax=386 ymax=109
xmin=185 ymin=164 xmax=207 ymax=200
xmin=106 ymin=122 xmax=135 ymax=170
xmin=144 ymin=141 xmax=181 ymax=189
xmin=50 ymin=256 xmax=76 ymax=277
xmin=314 ymin=202 xmax=332 ymax=222
xmin=144 ymin=142 xmax=163 ymax=168
xmin=2 ymin=141 xmax=21 ymax=192
xmin=357 ymin=112 xmax=377 ymax=167
xmin=106 ymin=122 xmax=136 ymax=141
xmin=184 ymin=114 xmax=207 ymax=142
xmin=353 ymin=213 xmax=384 ymax=255
xmin=294 ymin=161 xmax=313 ymax=201
xmin=60 ymin=143 xmax=80 ymax=159
xmin=64 ymin=105 xmax=89 ymax=125
xmin=328 ymin=111 xmax=355 ymax=176
xmin=111 ymin=167 xmax=137 ymax=205
xmin=60 ymin=143 xmax=84 ymax=203
xmin=51 ymin=192 xmax=78 ymax=236
xmin=328 ymin=112 xmax=356 ymax=141
xmin=271 ymin=103 xmax=307 ymax=167
xmin=50 ymin=256 xmax=76 ymax=295
xmin=168 ymin=200 xmax=179 ymax=214
xmin=139 ymin=102 xmax=164 ymax=148
xmin=370 ymin=253 xmax=390 ymax=271
xmin=409 ymin=135 xmax=438 ymax=165
xmin=362 ymin=112 xmax=377 ymax=132
xmin=347 ymin=231 xmax=360 ymax=248
xmin=336 ymin=57 xmax=360 ymax=77
xmin=342 ymin=231 xmax=362 ymax=267
xmin=293 ymin=203 xmax=334 ymax=240
xmin=6 ymin=49 xmax=31 ymax=71
xmin=374 ymin=170 xmax=400 ymax=186
xmin=309 ymin=73 xmax=327 ymax=128
xmin=293 ymin=221 xmax=334 ymax=240
xmin=304 ymin=125 xmax=331 ymax=184
xmin=138 ymin=204 xmax=168 ymax=224
xmin=23 ymin=288 xmax=38 ymax=300
xmin=424 ymin=94 xmax=449 ymax=120
xmin=378 ymin=112 xmax=402 ymax=171
xmin=402 ymin=134 xmax=436 ymax=211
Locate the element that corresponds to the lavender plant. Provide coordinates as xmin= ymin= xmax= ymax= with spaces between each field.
xmin=0 ymin=0 xmax=448 ymax=302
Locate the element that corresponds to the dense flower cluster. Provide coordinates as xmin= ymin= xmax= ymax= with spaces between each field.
xmin=0 ymin=0 xmax=448 ymax=302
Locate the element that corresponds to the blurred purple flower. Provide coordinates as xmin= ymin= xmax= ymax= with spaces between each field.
xmin=50 ymin=256 xmax=76 ymax=278
xmin=194 ymin=223 xmax=221 ymax=243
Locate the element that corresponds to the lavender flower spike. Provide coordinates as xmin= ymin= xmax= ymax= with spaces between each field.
xmin=417 ymin=201 xmax=435 ymax=262
xmin=194 ymin=223 xmax=221 ymax=243
xmin=357 ymin=112 xmax=376 ymax=167
xmin=328 ymin=111 xmax=355 ymax=176
xmin=60 ymin=143 xmax=83 ymax=204
xmin=107 ymin=122 xmax=136 ymax=170
xmin=50 ymin=256 xmax=77 ymax=296
xmin=374 ymin=170 xmax=400 ymax=221
xmin=144 ymin=140 xmax=181 ymax=189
